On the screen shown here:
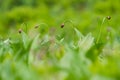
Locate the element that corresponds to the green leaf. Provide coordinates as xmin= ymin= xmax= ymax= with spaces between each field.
xmin=29 ymin=34 xmax=40 ymax=64
xmin=78 ymin=33 xmax=94 ymax=53
xmin=21 ymin=32 xmax=30 ymax=49
xmin=74 ymin=28 xmax=84 ymax=39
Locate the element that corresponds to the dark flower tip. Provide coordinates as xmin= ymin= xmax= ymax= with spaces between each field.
xmin=61 ymin=23 xmax=65 ymax=28
xmin=106 ymin=16 xmax=111 ymax=20
xmin=18 ymin=29 xmax=22 ymax=34
xmin=34 ymin=25 xmax=40 ymax=29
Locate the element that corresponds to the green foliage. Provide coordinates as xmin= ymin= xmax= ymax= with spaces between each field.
xmin=0 ymin=0 xmax=120 ymax=80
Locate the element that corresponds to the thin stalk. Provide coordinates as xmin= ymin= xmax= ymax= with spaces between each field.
xmin=21 ymin=22 xmax=28 ymax=33
xmin=96 ymin=17 xmax=106 ymax=44
xmin=64 ymin=19 xmax=76 ymax=28
xmin=64 ymin=19 xmax=78 ymax=44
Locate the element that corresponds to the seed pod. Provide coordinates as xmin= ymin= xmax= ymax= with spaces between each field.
xmin=61 ymin=23 xmax=65 ymax=28
xmin=106 ymin=16 xmax=111 ymax=20
xmin=18 ymin=29 xmax=22 ymax=34
xmin=35 ymin=24 xmax=40 ymax=29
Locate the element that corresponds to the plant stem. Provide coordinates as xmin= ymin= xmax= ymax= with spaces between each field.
xmin=96 ymin=17 xmax=106 ymax=44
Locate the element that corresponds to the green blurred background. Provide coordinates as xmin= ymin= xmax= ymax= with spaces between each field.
xmin=0 ymin=0 xmax=120 ymax=37
xmin=1 ymin=0 xmax=120 ymax=80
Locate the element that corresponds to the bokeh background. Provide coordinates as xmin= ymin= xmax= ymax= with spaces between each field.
xmin=0 ymin=0 xmax=120 ymax=37
xmin=0 ymin=0 xmax=120 ymax=80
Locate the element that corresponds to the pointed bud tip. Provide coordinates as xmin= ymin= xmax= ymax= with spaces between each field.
xmin=61 ymin=23 xmax=64 ymax=28
xmin=18 ymin=29 xmax=22 ymax=34
xmin=106 ymin=16 xmax=111 ymax=20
